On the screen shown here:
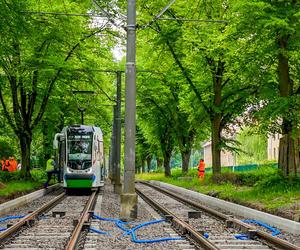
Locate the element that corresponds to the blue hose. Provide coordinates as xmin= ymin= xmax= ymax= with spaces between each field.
xmin=115 ymin=220 xmax=131 ymax=234
xmin=92 ymin=214 xmax=121 ymax=223
xmin=235 ymin=234 xmax=249 ymax=240
xmin=242 ymin=219 xmax=281 ymax=236
xmin=0 ymin=215 xmax=27 ymax=232
xmin=91 ymin=214 xmax=182 ymax=244
xmin=90 ymin=227 xmax=112 ymax=236
xmin=0 ymin=215 xmax=26 ymax=223
xmin=126 ymin=219 xmax=182 ymax=244
xmin=125 ymin=218 xmax=165 ymax=235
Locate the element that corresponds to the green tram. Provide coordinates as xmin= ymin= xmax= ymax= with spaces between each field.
xmin=53 ymin=125 xmax=105 ymax=189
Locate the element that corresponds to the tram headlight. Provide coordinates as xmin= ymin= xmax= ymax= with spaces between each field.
xmin=85 ymin=167 xmax=92 ymax=173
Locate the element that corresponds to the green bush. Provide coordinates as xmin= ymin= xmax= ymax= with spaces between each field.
xmin=211 ymin=172 xmax=239 ymax=184
xmin=254 ymin=172 xmax=300 ymax=193
xmin=0 ymin=169 xmax=46 ymax=183
xmin=152 ymin=168 xmax=164 ymax=173
xmin=31 ymin=169 xmax=47 ymax=183
xmin=0 ymin=171 xmax=22 ymax=182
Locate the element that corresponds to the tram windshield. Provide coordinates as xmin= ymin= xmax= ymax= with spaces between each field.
xmin=67 ymin=133 xmax=92 ymax=170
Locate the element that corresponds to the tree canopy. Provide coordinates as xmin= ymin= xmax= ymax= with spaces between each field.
xmin=0 ymin=0 xmax=299 ymax=179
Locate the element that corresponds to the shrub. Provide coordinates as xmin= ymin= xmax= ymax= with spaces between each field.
xmin=211 ymin=172 xmax=238 ymax=184
xmin=254 ymin=172 xmax=300 ymax=193
xmin=0 ymin=171 xmax=21 ymax=182
xmin=31 ymin=169 xmax=47 ymax=183
xmin=0 ymin=169 xmax=46 ymax=183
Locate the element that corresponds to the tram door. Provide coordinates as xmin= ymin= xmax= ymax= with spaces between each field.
xmin=58 ymin=140 xmax=66 ymax=182
xmin=99 ymin=140 xmax=104 ymax=181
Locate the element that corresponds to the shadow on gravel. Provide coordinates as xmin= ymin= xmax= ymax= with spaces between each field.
xmin=64 ymin=188 xmax=93 ymax=196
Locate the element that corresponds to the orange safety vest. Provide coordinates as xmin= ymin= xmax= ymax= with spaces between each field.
xmin=9 ymin=160 xmax=17 ymax=172
xmin=2 ymin=160 xmax=10 ymax=171
xmin=198 ymin=161 xmax=205 ymax=172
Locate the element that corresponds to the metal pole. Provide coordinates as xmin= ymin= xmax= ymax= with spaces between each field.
xmin=120 ymin=0 xmax=137 ymax=220
xmin=108 ymin=143 xmax=113 ymax=182
xmin=114 ymin=71 xmax=122 ymax=194
xmin=110 ymin=106 xmax=117 ymax=184
xmin=78 ymin=108 xmax=85 ymax=125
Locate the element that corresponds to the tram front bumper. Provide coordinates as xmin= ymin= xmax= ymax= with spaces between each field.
xmin=64 ymin=173 xmax=95 ymax=188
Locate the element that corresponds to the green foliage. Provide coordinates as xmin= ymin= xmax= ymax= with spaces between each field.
xmin=0 ymin=169 xmax=46 ymax=183
xmin=0 ymin=181 xmax=42 ymax=197
xmin=0 ymin=0 xmax=117 ymax=177
xmin=0 ymin=171 xmax=21 ymax=183
xmin=30 ymin=169 xmax=47 ymax=183
xmin=0 ymin=137 xmax=14 ymax=158
xmin=136 ymin=167 xmax=300 ymax=213
xmin=254 ymin=172 xmax=300 ymax=194
xmin=236 ymin=127 xmax=267 ymax=165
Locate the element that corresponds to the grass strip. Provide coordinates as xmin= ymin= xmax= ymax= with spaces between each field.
xmin=0 ymin=181 xmax=42 ymax=197
xmin=136 ymin=168 xmax=300 ymax=221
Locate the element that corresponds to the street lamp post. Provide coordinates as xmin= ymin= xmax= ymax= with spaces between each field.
xmin=120 ymin=0 xmax=137 ymax=220
xmin=78 ymin=108 xmax=85 ymax=124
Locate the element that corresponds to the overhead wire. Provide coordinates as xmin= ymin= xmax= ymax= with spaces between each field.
xmin=138 ymin=0 xmax=177 ymax=30
xmin=20 ymin=11 xmax=107 ymax=18
xmin=92 ymin=0 xmax=126 ymax=31
xmin=158 ymin=17 xmax=228 ymax=23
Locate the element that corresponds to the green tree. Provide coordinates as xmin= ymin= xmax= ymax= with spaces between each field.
xmin=0 ymin=1 xmax=114 ymax=178
xmin=138 ymin=0 xmax=256 ymax=174
xmin=230 ymin=0 xmax=300 ymax=174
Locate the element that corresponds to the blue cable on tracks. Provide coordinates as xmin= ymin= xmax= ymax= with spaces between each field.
xmin=235 ymin=219 xmax=281 ymax=240
xmin=0 ymin=214 xmax=27 ymax=232
xmin=91 ymin=213 xmax=183 ymax=243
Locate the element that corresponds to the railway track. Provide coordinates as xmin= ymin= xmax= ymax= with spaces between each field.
xmin=136 ymin=181 xmax=300 ymax=250
xmin=0 ymin=190 xmax=98 ymax=250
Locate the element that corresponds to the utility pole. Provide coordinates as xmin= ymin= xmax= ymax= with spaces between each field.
xmin=78 ymin=108 xmax=85 ymax=124
xmin=114 ymin=71 xmax=122 ymax=194
xmin=121 ymin=0 xmax=137 ymax=220
xmin=110 ymin=105 xmax=117 ymax=184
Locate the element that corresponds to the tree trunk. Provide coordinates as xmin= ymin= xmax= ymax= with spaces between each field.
xmin=211 ymin=115 xmax=221 ymax=174
xmin=136 ymin=161 xmax=140 ymax=174
xmin=141 ymin=159 xmax=145 ymax=173
xmin=181 ymin=149 xmax=191 ymax=174
xmin=156 ymin=157 xmax=163 ymax=169
xmin=42 ymin=120 xmax=51 ymax=169
xmin=210 ymin=60 xmax=223 ymax=175
xmin=279 ymin=134 xmax=300 ymax=175
xmin=163 ymin=150 xmax=172 ymax=177
xmin=277 ymin=35 xmax=300 ymax=175
xmin=146 ymin=155 xmax=152 ymax=172
xmin=19 ymin=133 xmax=32 ymax=179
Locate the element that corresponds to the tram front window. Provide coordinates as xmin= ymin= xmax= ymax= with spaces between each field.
xmin=67 ymin=134 xmax=92 ymax=170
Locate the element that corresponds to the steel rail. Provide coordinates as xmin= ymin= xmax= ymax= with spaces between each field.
xmin=135 ymin=187 xmax=220 ymax=250
xmin=0 ymin=192 xmax=65 ymax=243
xmin=138 ymin=181 xmax=228 ymax=220
xmin=65 ymin=191 xmax=97 ymax=250
xmin=138 ymin=181 xmax=300 ymax=250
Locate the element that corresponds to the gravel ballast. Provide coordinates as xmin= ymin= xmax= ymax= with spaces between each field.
xmin=83 ymin=183 xmax=194 ymax=250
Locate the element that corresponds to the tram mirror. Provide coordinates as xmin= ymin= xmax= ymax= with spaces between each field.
xmin=53 ymin=133 xmax=65 ymax=149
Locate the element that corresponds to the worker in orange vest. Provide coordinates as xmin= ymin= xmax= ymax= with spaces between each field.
xmin=1 ymin=157 xmax=6 ymax=171
xmin=198 ymin=159 xmax=205 ymax=179
xmin=2 ymin=159 xmax=10 ymax=171
xmin=9 ymin=157 xmax=17 ymax=172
